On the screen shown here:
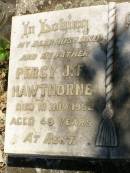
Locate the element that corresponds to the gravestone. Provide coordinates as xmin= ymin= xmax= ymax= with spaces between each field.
xmin=4 ymin=4 xmax=108 ymax=158
xmin=4 ymin=2 xmax=130 ymax=159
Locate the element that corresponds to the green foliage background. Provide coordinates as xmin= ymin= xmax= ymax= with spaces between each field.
xmin=0 ymin=37 xmax=9 ymax=61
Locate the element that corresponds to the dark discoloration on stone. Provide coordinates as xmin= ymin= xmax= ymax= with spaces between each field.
xmin=5 ymin=5 xmax=107 ymax=158
xmin=2 ymin=1 xmax=130 ymax=173
xmin=113 ymin=3 xmax=130 ymax=158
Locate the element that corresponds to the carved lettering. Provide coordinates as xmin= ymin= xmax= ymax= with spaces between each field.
xmin=40 ymin=49 xmax=88 ymax=60
xmin=23 ymin=133 xmax=40 ymax=143
xmin=40 ymin=117 xmax=55 ymax=126
xmin=16 ymin=66 xmax=57 ymax=79
xmin=43 ymin=133 xmax=76 ymax=145
xmin=10 ymin=117 xmax=35 ymax=126
xmin=20 ymin=53 xmax=37 ymax=61
xmin=16 ymin=103 xmax=34 ymax=111
xmin=49 ymin=102 xmax=91 ymax=111
xmin=39 ymin=16 xmax=89 ymax=34
xmin=22 ymin=22 xmax=35 ymax=37
xmin=12 ymin=84 xmax=92 ymax=97
xmin=12 ymin=85 xmax=38 ymax=97
xmin=63 ymin=65 xmax=81 ymax=77
xmin=60 ymin=117 xmax=91 ymax=127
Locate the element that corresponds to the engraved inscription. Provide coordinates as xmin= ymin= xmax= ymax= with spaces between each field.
xmin=10 ymin=117 xmax=35 ymax=126
xmin=12 ymin=84 xmax=92 ymax=97
xmin=39 ymin=15 xmax=89 ymax=34
xmin=5 ymin=6 xmax=107 ymax=156
xmin=43 ymin=133 xmax=76 ymax=145
xmin=22 ymin=22 xmax=35 ymax=37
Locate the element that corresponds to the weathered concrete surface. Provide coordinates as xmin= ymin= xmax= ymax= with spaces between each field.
xmin=2 ymin=1 xmax=130 ymax=173
xmin=7 ymin=167 xmax=94 ymax=173
xmin=5 ymin=4 xmax=108 ymax=158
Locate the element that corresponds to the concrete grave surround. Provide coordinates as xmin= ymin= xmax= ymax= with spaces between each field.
xmin=4 ymin=3 xmax=130 ymax=158
xmin=7 ymin=167 xmax=93 ymax=173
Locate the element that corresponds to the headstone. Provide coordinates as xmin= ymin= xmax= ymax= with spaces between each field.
xmin=4 ymin=4 xmax=108 ymax=158
xmin=5 ymin=2 xmax=130 ymax=159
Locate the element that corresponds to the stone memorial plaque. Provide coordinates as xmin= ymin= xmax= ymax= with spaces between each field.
xmin=4 ymin=4 xmax=118 ymax=158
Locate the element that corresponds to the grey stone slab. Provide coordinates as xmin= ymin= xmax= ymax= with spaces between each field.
xmin=4 ymin=0 xmax=130 ymax=160
xmin=5 ymin=6 xmax=108 ymax=157
xmin=4 ymin=5 xmax=108 ymax=158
